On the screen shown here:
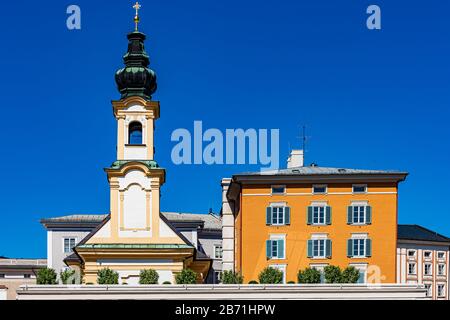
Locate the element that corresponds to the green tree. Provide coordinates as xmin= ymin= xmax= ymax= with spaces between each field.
xmin=324 ymin=265 xmax=342 ymax=283
xmin=297 ymin=267 xmax=322 ymax=284
xmin=97 ymin=268 xmax=119 ymax=285
xmin=220 ymin=270 xmax=243 ymax=284
xmin=36 ymin=268 xmax=57 ymax=285
xmin=60 ymin=269 xmax=76 ymax=285
xmin=258 ymin=267 xmax=283 ymax=284
xmin=341 ymin=266 xmax=360 ymax=283
xmin=175 ymin=269 xmax=198 ymax=284
xmin=139 ymin=269 xmax=159 ymax=284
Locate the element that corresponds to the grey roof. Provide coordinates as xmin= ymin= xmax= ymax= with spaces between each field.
xmin=42 ymin=212 xmax=222 ymax=230
xmin=162 ymin=212 xmax=222 ymax=230
xmin=237 ymin=166 xmax=407 ymax=176
xmin=0 ymin=258 xmax=47 ymax=267
xmin=398 ymin=225 xmax=450 ymax=243
xmin=41 ymin=214 xmax=108 ymax=224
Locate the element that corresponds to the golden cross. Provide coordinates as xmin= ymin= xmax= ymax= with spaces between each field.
xmin=133 ymin=1 xmax=142 ymax=31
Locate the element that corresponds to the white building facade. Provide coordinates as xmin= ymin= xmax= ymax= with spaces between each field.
xmin=397 ymin=224 xmax=450 ymax=300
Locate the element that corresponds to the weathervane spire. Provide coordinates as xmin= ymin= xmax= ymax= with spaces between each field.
xmin=133 ymin=1 xmax=142 ymax=31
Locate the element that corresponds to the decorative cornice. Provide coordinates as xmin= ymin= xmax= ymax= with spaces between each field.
xmin=105 ymin=160 xmax=166 ymax=184
xmin=112 ymin=96 xmax=160 ymax=118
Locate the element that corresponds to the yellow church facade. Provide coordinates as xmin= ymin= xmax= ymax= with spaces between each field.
xmin=67 ymin=11 xmax=210 ymax=284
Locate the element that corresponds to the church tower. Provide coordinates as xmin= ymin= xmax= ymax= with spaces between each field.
xmin=70 ymin=3 xmax=211 ymax=285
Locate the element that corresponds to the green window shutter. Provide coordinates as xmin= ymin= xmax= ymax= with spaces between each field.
xmin=266 ymin=240 xmax=272 ymax=259
xmin=325 ymin=239 xmax=332 ymax=258
xmin=326 ymin=206 xmax=332 ymax=225
xmin=366 ymin=239 xmax=372 ymax=257
xmin=347 ymin=239 xmax=353 ymax=257
xmin=278 ymin=240 xmax=285 ymax=259
xmin=285 ymin=207 xmax=291 ymax=225
xmin=307 ymin=206 xmax=313 ymax=225
xmin=366 ymin=206 xmax=372 ymax=225
xmin=347 ymin=206 xmax=353 ymax=224
xmin=266 ymin=207 xmax=272 ymax=225
xmin=307 ymin=240 xmax=313 ymax=258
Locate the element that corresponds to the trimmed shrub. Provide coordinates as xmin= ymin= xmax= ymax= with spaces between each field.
xmin=60 ymin=269 xmax=76 ymax=285
xmin=220 ymin=270 xmax=243 ymax=284
xmin=324 ymin=265 xmax=342 ymax=283
xmin=248 ymin=280 xmax=258 ymax=284
xmin=163 ymin=281 xmax=172 ymax=285
xmin=175 ymin=269 xmax=198 ymax=284
xmin=97 ymin=268 xmax=119 ymax=285
xmin=297 ymin=267 xmax=322 ymax=284
xmin=287 ymin=281 xmax=296 ymax=284
xmin=258 ymin=267 xmax=283 ymax=284
xmin=36 ymin=268 xmax=57 ymax=285
xmin=341 ymin=266 xmax=360 ymax=283
xmin=139 ymin=269 xmax=159 ymax=285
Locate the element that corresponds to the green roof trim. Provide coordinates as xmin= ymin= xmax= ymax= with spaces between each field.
xmin=77 ymin=244 xmax=193 ymax=250
xmin=108 ymin=160 xmax=162 ymax=170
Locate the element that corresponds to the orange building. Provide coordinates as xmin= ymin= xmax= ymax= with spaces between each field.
xmin=222 ymin=151 xmax=408 ymax=284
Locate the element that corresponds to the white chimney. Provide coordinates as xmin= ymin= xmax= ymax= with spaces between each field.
xmin=287 ymin=150 xmax=304 ymax=168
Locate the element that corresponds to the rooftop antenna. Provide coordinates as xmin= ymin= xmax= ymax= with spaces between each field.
xmin=296 ymin=125 xmax=309 ymax=164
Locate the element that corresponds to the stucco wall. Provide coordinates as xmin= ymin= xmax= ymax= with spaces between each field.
xmin=236 ymin=182 xmax=399 ymax=283
xmin=48 ymin=230 xmax=91 ymax=277
xmin=397 ymin=243 xmax=449 ymax=300
xmin=0 ymin=279 xmax=36 ymax=300
xmin=199 ymin=235 xmax=222 ymax=283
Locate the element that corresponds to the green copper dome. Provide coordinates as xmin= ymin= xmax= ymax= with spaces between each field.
xmin=115 ymin=31 xmax=157 ymax=100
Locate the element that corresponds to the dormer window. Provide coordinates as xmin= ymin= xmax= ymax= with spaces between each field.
xmin=128 ymin=121 xmax=143 ymax=145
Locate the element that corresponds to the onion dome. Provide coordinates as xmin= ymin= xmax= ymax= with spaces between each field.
xmin=115 ymin=31 xmax=157 ymax=100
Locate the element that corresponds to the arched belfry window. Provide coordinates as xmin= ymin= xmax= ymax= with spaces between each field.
xmin=128 ymin=121 xmax=143 ymax=145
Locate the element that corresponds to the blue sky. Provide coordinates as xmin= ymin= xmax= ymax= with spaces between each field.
xmin=0 ymin=0 xmax=449 ymax=258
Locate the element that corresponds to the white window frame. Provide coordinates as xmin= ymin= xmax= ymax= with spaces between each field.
xmin=352 ymin=205 xmax=367 ymax=225
xmin=269 ymin=234 xmax=286 ymax=260
xmin=312 ymin=184 xmax=327 ymax=195
xmin=214 ymin=245 xmax=223 ymax=260
xmin=63 ymin=237 xmax=77 ymax=254
xmin=309 ymin=264 xmax=328 ymax=283
xmin=437 ymin=284 xmax=446 ymax=298
xmin=312 ymin=205 xmax=326 ymax=225
xmin=271 ymin=185 xmax=286 ymax=195
xmin=350 ymin=233 xmax=368 ymax=258
xmin=352 ymin=184 xmax=367 ymax=194
xmin=424 ymin=263 xmax=433 ymax=276
xmin=424 ymin=283 xmax=432 ymax=297
xmin=349 ymin=201 xmax=369 ymax=226
xmin=352 ymin=239 xmax=366 ymax=258
xmin=349 ymin=263 xmax=368 ymax=284
xmin=437 ymin=263 xmax=446 ymax=276
xmin=407 ymin=250 xmax=417 ymax=259
xmin=270 ymin=264 xmax=286 ymax=284
xmin=310 ymin=234 xmax=329 ymax=259
xmin=423 ymin=251 xmax=432 ymax=260
xmin=408 ymin=262 xmax=417 ymax=275
xmin=437 ymin=251 xmax=446 ymax=261
xmin=312 ymin=239 xmax=326 ymax=258
xmin=271 ymin=206 xmax=285 ymax=226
